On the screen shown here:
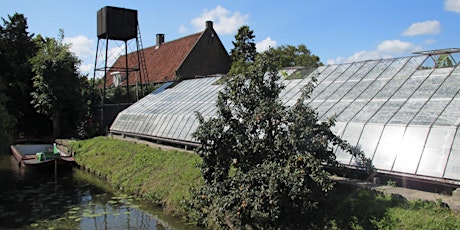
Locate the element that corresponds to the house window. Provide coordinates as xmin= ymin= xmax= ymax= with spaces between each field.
xmin=111 ymin=71 xmax=122 ymax=87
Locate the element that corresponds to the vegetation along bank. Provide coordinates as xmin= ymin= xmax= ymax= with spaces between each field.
xmin=71 ymin=136 xmax=203 ymax=216
xmin=72 ymin=137 xmax=460 ymax=229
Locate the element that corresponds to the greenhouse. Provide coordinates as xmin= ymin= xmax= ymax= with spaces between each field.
xmin=110 ymin=48 xmax=460 ymax=184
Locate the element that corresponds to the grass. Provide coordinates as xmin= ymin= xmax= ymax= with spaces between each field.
xmin=71 ymin=137 xmax=460 ymax=228
xmin=71 ymin=136 xmax=203 ymax=216
xmin=324 ymin=183 xmax=460 ymax=229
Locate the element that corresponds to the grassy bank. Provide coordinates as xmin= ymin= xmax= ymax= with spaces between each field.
xmin=71 ymin=136 xmax=203 ymax=216
xmin=71 ymin=137 xmax=460 ymax=229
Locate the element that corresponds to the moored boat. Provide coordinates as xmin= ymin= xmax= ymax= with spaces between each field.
xmin=10 ymin=142 xmax=76 ymax=170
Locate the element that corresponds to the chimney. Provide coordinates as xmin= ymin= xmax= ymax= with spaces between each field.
xmin=156 ymin=33 xmax=165 ymax=46
xmin=206 ymin=21 xmax=213 ymax=29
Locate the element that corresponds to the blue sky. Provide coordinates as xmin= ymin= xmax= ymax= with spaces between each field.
xmin=2 ymin=0 xmax=460 ymax=75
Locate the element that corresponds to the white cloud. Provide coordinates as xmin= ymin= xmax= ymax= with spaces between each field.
xmin=256 ymin=37 xmax=277 ymax=52
xmin=178 ymin=24 xmax=187 ymax=34
xmin=63 ymin=35 xmax=96 ymax=75
xmin=377 ymin=40 xmax=421 ymax=54
xmin=78 ymin=64 xmax=93 ymax=76
xmin=424 ymin=39 xmax=436 ymax=45
xmin=191 ymin=5 xmax=249 ymax=35
xmin=327 ymin=40 xmax=422 ymax=64
xmin=327 ymin=50 xmax=384 ymax=65
xmin=402 ymin=20 xmax=441 ymax=36
xmin=63 ymin=35 xmax=94 ymax=58
xmin=445 ymin=0 xmax=460 ymax=13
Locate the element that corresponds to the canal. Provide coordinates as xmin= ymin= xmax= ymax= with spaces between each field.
xmin=0 ymin=150 xmax=201 ymax=230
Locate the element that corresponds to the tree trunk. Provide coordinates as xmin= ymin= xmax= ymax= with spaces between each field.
xmin=52 ymin=111 xmax=60 ymax=138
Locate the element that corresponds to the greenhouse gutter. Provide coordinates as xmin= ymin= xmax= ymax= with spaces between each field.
xmin=109 ymin=131 xmax=200 ymax=149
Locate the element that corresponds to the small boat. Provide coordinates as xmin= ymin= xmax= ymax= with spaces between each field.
xmin=10 ymin=142 xmax=76 ymax=170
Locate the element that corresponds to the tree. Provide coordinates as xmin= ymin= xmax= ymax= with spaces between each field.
xmin=265 ymin=44 xmax=322 ymax=69
xmin=0 ymin=13 xmax=48 ymax=137
xmin=228 ymin=25 xmax=257 ymax=76
xmin=76 ymin=76 xmax=100 ymax=139
xmin=189 ymin=51 xmax=364 ymax=229
xmin=0 ymin=92 xmax=15 ymax=151
xmin=30 ymin=30 xmax=83 ymax=138
xmin=436 ymin=54 xmax=454 ymax=68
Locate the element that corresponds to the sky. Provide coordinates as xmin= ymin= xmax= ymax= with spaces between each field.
xmin=2 ymin=0 xmax=460 ymax=76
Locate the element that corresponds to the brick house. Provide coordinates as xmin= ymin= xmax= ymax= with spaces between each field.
xmin=107 ymin=21 xmax=230 ymax=87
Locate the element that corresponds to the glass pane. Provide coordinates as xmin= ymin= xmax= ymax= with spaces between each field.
xmin=357 ymin=124 xmax=385 ymax=160
xmin=352 ymin=100 xmax=386 ymax=123
xmin=337 ymin=101 xmax=366 ymax=122
xmin=335 ymin=62 xmax=364 ymax=82
xmin=335 ymin=123 xmax=365 ymax=165
xmin=372 ymin=125 xmax=405 ymax=170
xmin=330 ymin=122 xmax=346 ymax=137
xmin=356 ymin=78 xmax=388 ymax=100
xmin=410 ymin=99 xmax=450 ymax=126
xmin=342 ymin=123 xmax=364 ymax=146
xmin=412 ymin=73 xmax=448 ymax=99
xmin=434 ymin=99 xmax=460 ymax=126
xmin=392 ymin=127 xmax=429 ymax=174
xmin=380 ymin=57 xmax=408 ymax=78
xmin=349 ymin=60 xmax=379 ymax=81
xmin=432 ymin=73 xmax=460 ymax=99
xmin=342 ymin=80 xmax=374 ymax=101
xmin=325 ymin=101 xmax=352 ymax=122
xmin=392 ymin=76 xmax=425 ymax=99
xmin=368 ymin=100 xmax=404 ymax=124
xmin=374 ymin=77 xmax=406 ymax=100
xmin=315 ymin=82 xmax=343 ymax=100
xmin=437 ymin=128 xmax=460 ymax=180
xmin=389 ymin=100 xmax=425 ymax=125
xmin=417 ymin=147 xmax=450 ymax=178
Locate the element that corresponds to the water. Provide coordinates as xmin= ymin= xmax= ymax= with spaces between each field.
xmin=0 ymin=151 xmax=201 ymax=230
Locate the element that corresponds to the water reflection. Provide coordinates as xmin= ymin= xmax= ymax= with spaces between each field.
xmin=0 ymin=151 xmax=200 ymax=230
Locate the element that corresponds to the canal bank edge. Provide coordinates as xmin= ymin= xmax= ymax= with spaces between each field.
xmin=70 ymin=136 xmax=203 ymax=218
xmin=68 ymin=136 xmax=460 ymax=228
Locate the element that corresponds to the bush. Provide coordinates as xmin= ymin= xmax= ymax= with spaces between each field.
xmin=188 ymin=51 xmax=366 ymax=229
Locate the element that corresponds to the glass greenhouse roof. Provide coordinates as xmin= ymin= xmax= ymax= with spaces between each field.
xmin=110 ymin=51 xmax=460 ymax=183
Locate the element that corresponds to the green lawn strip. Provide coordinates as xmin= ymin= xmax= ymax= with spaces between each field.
xmin=71 ymin=136 xmax=203 ymax=216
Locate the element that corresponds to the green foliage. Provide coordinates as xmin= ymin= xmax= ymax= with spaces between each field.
xmin=0 ymin=93 xmax=15 ymax=151
xmin=437 ymin=54 xmax=454 ymax=68
xmin=30 ymin=31 xmax=83 ymax=137
xmin=0 ymin=13 xmax=51 ymax=137
xmin=228 ymin=25 xmax=257 ymax=76
xmin=190 ymin=51 xmax=362 ymax=229
xmin=373 ymin=199 xmax=460 ymax=229
xmin=103 ymin=83 xmax=158 ymax=104
xmin=76 ymin=76 xmax=100 ymax=139
xmin=322 ymin=184 xmax=460 ymax=229
xmin=264 ymin=44 xmax=323 ymax=69
xmin=71 ymin=137 xmax=203 ymax=216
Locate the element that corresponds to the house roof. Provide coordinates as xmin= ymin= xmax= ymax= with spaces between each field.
xmin=107 ymin=32 xmax=203 ymax=86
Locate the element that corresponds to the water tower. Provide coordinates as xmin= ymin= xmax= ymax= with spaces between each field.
xmin=93 ymin=6 xmax=149 ymax=133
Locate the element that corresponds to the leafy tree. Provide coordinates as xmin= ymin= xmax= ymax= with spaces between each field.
xmin=265 ymin=44 xmax=322 ymax=69
xmin=436 ymin=54 xmax=453 ymax=68
xmin=0 ymin=92 xmax=15 ymax=151
xmin=76 ymin=76 xmax=100 ymax=138
xmin=30 ymin=30 xmax=82 ymax=138
xmin=190 ymin=51 xmax=364 ymax=229
xmin=0 ymin=13 xmax=49 ymax=137
xmin=228 ymin=25 xmax=257 ymax=76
